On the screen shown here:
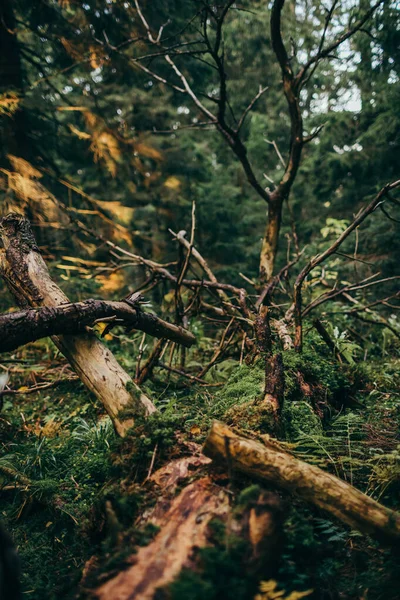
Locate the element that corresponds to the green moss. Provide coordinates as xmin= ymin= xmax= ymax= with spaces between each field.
xmin=223 ymin=398 xmax=277 ymax=433
xmin=168 ymin=520 xmax=255 ymax=600
xmin=237 ymin=484 xmax=262 ymax=507
xmin=209 ymin=363 xmax=265 ymax=418
xmin=1 ymin=311 xmax=399 ymax=600
xmin=125 ymin=379 xmax=140 ymax=396
xmin=282 ymin=337 xmax=353 ymax=405
xmin=283 ymin=401 xmax=323 ymax=440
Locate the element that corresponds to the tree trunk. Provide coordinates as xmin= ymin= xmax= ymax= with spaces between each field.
xmin=203 ymin=421 xmax=400 ymax=543
xmin=94 ymin=476 xmax=230 ymax=600
xmin=255 ymin=307 xmax=285 ymax=430
xmin=259 ymin=198 xmax=282 ymax=282
xmin=0 ymin=214 xmax=156 ymax=436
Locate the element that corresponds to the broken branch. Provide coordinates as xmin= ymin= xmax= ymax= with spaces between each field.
xmin=203 ymin=421 xmax=400 ymax=543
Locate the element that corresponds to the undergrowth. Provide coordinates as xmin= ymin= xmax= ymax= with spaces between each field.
xmin=0 ymin=335 xmax=399 ymax=599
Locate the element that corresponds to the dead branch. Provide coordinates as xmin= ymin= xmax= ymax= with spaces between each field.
xmin=136 ymin=339 xmax=167 ymax=385
xmin=158 ymin=362 xmax=222 ymax=386
xmin=302 ymin=275 xmax=400 ymax=317
xmin=296 ymin=0 xmax=385 ymax=87
xmin=203 ymin=421 xmax=400 ymax=543
xmin=0 ymin=300 xmax=195 ymax=354
xmin=237 ymin=85 xmax=269 ymax=132
xmin=94 ymin=476 xmax=231 ymax=600
xmin=0 ymin=213 xmax=156 ymax=436
xmin=92 ymin=451 xmax=283 ymax=600
xmin=293 ymin=180 xmax=400 ymax=351
xmin=170 ymin=227 xmax=230 ymax=303
xmin=174 ymin=203 xmax=196 ymax=327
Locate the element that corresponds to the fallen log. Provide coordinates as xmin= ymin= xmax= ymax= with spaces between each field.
xmin=203 ymin=421 xmax=400 ymax=543
xmin=94 ymin=477 xmax=230 ymax=600
xmin=91 ymin=453 xmax=283 ymax=600
xmin=0 ymin=299 xmax=195 ymax=353
xmin=0 ymin=214 xmax=163 ymax=436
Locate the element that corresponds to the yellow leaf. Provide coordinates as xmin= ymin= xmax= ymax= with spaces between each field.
xmin=256 ymin=581 xmax=313 ymax=600
xmin=96 ymin=271 xmax=126 ymax=293
xmin=7 ymin=155 xmax=42 ymax=179
xmin=56 ymin=265 xmax=90 ymax=273
xmin=0 ymin=91 xmax=20 ymax=117
xmin=190 ymin=425 xmax=201 ymax=436
xmin=164 ymin=176 xmax=181 ymax=190
xmin=57 ymin=106 xmax=88 ymax=112
xmin=96 ymin=200 xmax=134 ymax=224
xmin=89 ymin=46 xmax=103 ymax=69
xmin=135 ymin=142 xmax=162 ymax=161
xmin=93 ymin=322 xmax=108 ymax=336
xmin=163 ymin=291 xmax=175 ymax=304
xmin=90 ymin=131 xmax=121 ymax=177
xmin=61 ymin=256 xmax=106 ymax=267
xmin=18 ymin=386 xmax=29 ymax=393
xmin=60 ymin=37 xmax=82 ymax=60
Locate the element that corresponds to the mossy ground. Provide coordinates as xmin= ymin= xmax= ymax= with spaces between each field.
xmin=1 ymin=334 xmax=399 ymax=599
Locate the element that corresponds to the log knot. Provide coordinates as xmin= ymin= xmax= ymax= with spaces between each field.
xmin=1 ymin=213 xmax=40 ymax=254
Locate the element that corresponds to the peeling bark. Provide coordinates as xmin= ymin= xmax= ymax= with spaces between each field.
xmin=92 ymin=454 xmax=283 ymax=600
xmin=262 ymin=353 xmax=284 ymax=420
xmin=259 ymin=199 xmax=283 ymax=283
xmin=255 ymin=307 xmax=285 ymax=428
xmin=94 ymin=476 xmax=230 ymax=600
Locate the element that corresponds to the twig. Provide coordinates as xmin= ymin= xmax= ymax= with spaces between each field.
xmin=237 ymin=85 xmax=269 ymax=132
xmin=158 ymin=362 xmax=223 ymax=386
xmin=145 ymin=443 xmax=158 ymax=481
xmin=135 ymin=333 xmax=147 ymax=380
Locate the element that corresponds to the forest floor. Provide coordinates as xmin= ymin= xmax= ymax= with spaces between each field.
xmin=1 ymin=328 xmax=400 ymax=600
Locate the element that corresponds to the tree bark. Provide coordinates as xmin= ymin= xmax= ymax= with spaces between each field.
xmin=0 ymin=300 xmax=195 ymax=353
xmin=94 ymin=476 xmax=230 ymax=600
xmin=0 ymin=213 xmax=157 ymax=436
xmin=91 ymin=454 xmax=283 ymax=600
xmin=259 ymin=199 xmax=283 ymax=282
xmin=203 ymin=421 xmax=400 ymax=543
xmin=255 ymin=307 xmax=285 ymax=429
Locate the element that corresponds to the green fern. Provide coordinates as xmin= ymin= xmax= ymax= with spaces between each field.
xmin=292 ymin=412 xmax=367 ymax=482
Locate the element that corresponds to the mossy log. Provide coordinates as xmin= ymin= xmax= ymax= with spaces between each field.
xmin=94 ymin=477 xmax=230 ymax=600
xmin=203 ymin=421 xmax=400 ymax=543
xmin=0 ymin=213 xmax=158 ymax=436
xmin=92 ymin=454 xmax=283 ymax=600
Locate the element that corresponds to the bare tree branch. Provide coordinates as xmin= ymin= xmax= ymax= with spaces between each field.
xmin=292 ymin=180 xmax=400 ymax=351
xmin=296 ymin=0 xmax=385 ymax=87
